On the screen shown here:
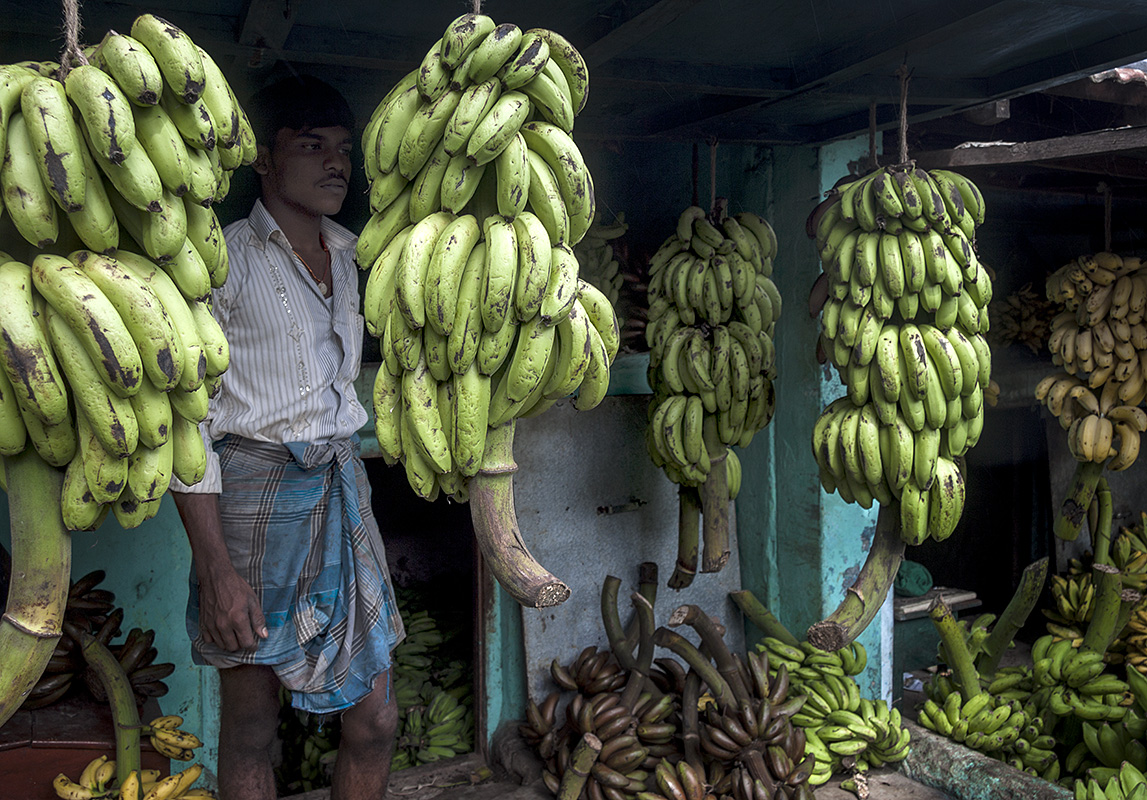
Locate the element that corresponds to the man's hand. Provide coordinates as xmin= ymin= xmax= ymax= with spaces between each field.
xmin=171 ymin=490 xmax=270 ymax=652
xmin=197 ymin=566 xmax=269 ymax=652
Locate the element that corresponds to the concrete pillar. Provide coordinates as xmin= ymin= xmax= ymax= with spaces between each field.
xmin=734 ymin=137 xmax=893 ymax=703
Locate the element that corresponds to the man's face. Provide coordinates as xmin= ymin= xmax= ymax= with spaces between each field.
xmin=256 ymin=126 xmax=353 ymax=218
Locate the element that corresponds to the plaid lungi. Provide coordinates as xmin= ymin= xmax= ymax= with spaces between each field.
xmin=187 ymin=435 xmax=405 ymax=714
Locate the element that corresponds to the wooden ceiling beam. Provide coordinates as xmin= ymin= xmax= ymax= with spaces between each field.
xmin=580 ymin=0 xmax=707 ymax=68
xmin=650 ymin=0 xmax=1013 ymax=138
xmin=912 ymin=126 xmax=1147 ymax=168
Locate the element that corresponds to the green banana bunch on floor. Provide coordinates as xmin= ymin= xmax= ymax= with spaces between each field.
xmin=917 ymin=689 xmax=1061 ymax=781
xmin=0 ymin=14 xmax=249 ymax=526
xmin=809 ymin=163 xmax=994 ymax=547
xmin=572 ymin=211 xmax=627 ymax=307
xmin=358 ymin=14 xmax=617 ymax=502
xmin=54 ymin=760 xmax=210 ymax=800
xmin=1072 ymin=760 xmax=1147 ymax=800
xmin=759 ymin=637 xmax=910 ymax=781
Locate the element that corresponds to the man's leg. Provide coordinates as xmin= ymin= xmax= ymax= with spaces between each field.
xmin=217 ymin=664 xmax=282 ymax=800
xmin=332 ymin=668 xmax=397 ymax=800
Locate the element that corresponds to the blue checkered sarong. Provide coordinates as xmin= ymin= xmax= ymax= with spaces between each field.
xmin=187 ymin=435 xmax=404 ymax=713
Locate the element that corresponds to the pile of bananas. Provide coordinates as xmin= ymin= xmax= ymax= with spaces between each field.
xmin=1038 ymin=252 xmax=1147 ymax=468
xmin=1123 ymin=605 xmax=1147 ymax=675
xmin=917 ymin=689 xmax=1060 ymax=779
xmin=53 ymin=758 xmax=210 ymax=800
xmin=51 ymin=716 xmax=210 ymax=799
xmin=810 ymin=164 xmax=994 ymax=546
xmin=1072 ymin=761 xmax=1147 ymax=800
xmin=394 ymin=686 xmax=474 ymax=769
xmin=27 ymin=570 xmax=175 ymax=708
xmin=0 ymin=13 xmax=248 ymax=526
xmin=643 ymin=205 xmax=781 ymax=487
xmin=1066 ymin=716 xmax=1147 ymax=781
xmin=356 ymin=13 xmax=619 ymax=501
xmin=759 ymin=636 xmax=911 ymax=780
xmin=1034 ymin=374 xmax=1147 ymax=469
xmin=517 ymin=573 xmax=823 ymax=800
xmin=573 ymin=212 xmax=628 ymax=308
xmin=988 ymin=282 xmax=1055 ymax=355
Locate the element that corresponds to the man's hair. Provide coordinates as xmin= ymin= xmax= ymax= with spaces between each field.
xmin=246 ymin=74 xmax=355 ymax=149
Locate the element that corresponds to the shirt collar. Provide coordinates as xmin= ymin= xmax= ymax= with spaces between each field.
xmin=247 ymin=199 xmax=358 ymax=253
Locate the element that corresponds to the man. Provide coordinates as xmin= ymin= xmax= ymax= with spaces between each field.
xmin=171 ymin=75 xmax=404 ymax=800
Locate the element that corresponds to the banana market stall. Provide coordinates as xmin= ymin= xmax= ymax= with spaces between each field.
xmin=3 ymin=2 xmax=1147 ymax=800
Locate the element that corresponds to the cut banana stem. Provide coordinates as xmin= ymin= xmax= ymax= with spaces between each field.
xmin=1082 ymin=563 xmax=1125 ymax=654
xmin=668 ymin=603 xmax=751 ymax=706
xmin=974 ymin=556 xmax=1048 ymax=677
xmin=618 ymin=592 xmax=657 ymax=711
xmin=468 ymin=421 xmax=570 ymax=608
xmin=0 ymin=449 xmax=68 ymax=728
xmin=600 ymin=575 xmax=637 ymax=671
xmin=728 ymin=589 xmax=801 ymax=647
xmin=928 ymin=599 xmax=983 ymax=700
xmin=668 ymin=485 xmax=700 ymax=589
xmin=1054 ymin=460 xmax=1104 ymax=542
xmin=556 ymin=732 xmax=601 ymax=800
xmin=620 ymin=561 xmax=658 ymax=651
xmin=806 ymin=502 xmax=904 ymax=652
xmin=700 ymin=451 xmax=730 ymax=573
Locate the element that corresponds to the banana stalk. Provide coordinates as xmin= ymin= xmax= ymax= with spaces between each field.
xmin=974 ymin=557 xmax=1048 ymax=677
xmin=619 ymin=592 xmax=657 ymax=710
xmin=700 ymin=452 xmax=730 ymax=573
xmin=728 ymin=589 xmax=800 ymax=647
xmin=1054 ymin=460 xmax=1104 ymax=542
xmin=600 ymin=575 xmax=635 ymax=669
xmin=651 ymin=626 xmax=736 ymax=711
xmin=1091 ymin=479 xmax=1114 ymax=567
xmin=668 ymin=485 xmax=700 ymax=589
xmin=668 ymin=603 xmax=751 ymax=705
xmin=1082 ymin=563 xmax=1124 ymax=654
xmin=78 ymin=630 xmax=142 ymax=789
xmin=929 ymin=599 xmax=982 ymax=700
xmin=620 ymin=561 xmax=657 ymax=651
xmin=681 ymin=668 xmax=704 ymax=770
xmin=1116 ymin=589 xmax=1141 ymax=637
xmin=0 ymin=449 xmax=69 ymax=728
xmin=469 ymin=421 xmax=570 ymax=608
xmin=806 ymin=503 xmax=904 ymax=652
xmin=557 ymin=732 xmax=601 ymax=800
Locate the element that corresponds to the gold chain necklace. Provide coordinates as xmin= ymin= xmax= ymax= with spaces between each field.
xmin=293 ymin=234 xmax=331 ymax=296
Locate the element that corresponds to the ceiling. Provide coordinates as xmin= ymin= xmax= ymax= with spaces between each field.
xmin=2 ymin=0 xmax=1146 ymax=147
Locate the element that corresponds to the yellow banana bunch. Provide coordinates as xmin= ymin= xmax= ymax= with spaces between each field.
xmin=807 ymin=164 xmax=993 ymax=546
xmin=1038 ymin=254 xmax=1147 ymax=471
xmin=572 ymin=211 xmax=628 ymax=307
xmin=360 ymin=16 xmax=616 ymax=504
xmin=0 ymin=15 xmax=246 ymax=526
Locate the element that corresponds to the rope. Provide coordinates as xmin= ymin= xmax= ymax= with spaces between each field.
xmin=1099 ymin=182 xmax=1112 ymax=252
xmin=896 ymin=63 xmax=911 ymax=166
xmin=691 ymin=142 xmax=699 ymax=208
xmin=868 ymin=100 xmax=878 ymax=169
xmin=708 ymin=137 xmax=718 ymax=216
xmin=472 ymin=0 xmax=482 ymax=14
xmin=59 ymin=0 xmax=88 ymax=77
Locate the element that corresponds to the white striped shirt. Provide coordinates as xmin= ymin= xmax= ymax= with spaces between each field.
xmin=172 ymin=200 xmax=368 ymax=494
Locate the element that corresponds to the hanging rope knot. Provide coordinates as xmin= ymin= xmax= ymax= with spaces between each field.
xmin=59 ymin=0 xmax=89 ymax=79
xmin=895 ymin=63 xmax=912 ymax=166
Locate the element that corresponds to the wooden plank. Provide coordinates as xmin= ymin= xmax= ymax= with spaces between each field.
xmin=580 ymin=0 xmax=707 ymax=68
xmin=912 ymin=126 xmax=1147 ymax=168
xmin=238 ymin=0 xmax=298 ymax=50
